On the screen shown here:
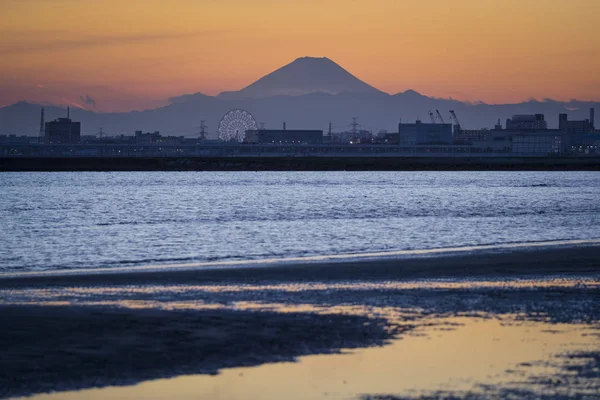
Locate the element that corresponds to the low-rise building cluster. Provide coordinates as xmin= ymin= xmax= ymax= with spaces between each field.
xmin=1 ymin=108 xmax=598 ymax=157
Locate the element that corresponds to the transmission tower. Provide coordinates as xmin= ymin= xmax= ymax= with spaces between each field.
xmin=350 ymin=117 xmax=360 ymax=135
xmin=199 ymin=120 xmax=207 ymax=141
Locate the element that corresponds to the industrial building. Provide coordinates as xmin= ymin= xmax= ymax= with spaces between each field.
xmin=453 ymin=129 xmax=493 ymax=144
xmin=398 ymin=120 xmax=453 ymax=145
xmin=133 ymin=131 xmax=185 ymax=145
xmin=4 ymin=108 xmax=597 ymax=159
xmin=470 ymin=129 xmax=567 ymax=156
xmin=331 ymin=130 xmax=373 ymax=144
xmin=511 ymin=132 xmax=564 ymax=155
xmin=505 ymin=114 xmax=547 ymax=130
xmin=44 ymin=111 xmax=81 ymax=144
xmin=244 ymin=129 xmax=323 ymax=144
xmin=558 ymin=108 xmax=595 ymax=134
xmin=566 ymin=134 xmax=600 ymax=155
xmin=469 ymin=130 xmax=512 ymax=153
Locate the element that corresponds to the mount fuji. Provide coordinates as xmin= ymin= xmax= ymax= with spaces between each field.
xmin=1 ymin=57 xmax=598 ymax=136
xmin=216 ymin=57 xmax=385 ymax=100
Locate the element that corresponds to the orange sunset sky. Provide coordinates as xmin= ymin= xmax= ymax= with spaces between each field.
xmin=1 ymin=0 xmax=598 ymax=112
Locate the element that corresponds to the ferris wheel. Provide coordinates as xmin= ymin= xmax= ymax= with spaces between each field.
xmin=218 ymin=109 xmax=258 ymax=142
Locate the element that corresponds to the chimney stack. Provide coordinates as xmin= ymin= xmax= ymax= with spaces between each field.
xmin=283 ymin=122 xmax=286 ymax=130
xmin=591 ymin=108 xmax=595 ymax=130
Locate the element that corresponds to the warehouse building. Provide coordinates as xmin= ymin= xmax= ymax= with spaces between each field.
xmin=398 ymin=120 xmax=453 ymax=145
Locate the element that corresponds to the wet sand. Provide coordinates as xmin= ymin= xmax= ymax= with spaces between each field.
xmin=1 ymin=243 xmax=599 ymax=287
xmin=0 ymin=306 xmax=397 ymax=399
xmin=1 ymin=244 xmax=599 ymax=399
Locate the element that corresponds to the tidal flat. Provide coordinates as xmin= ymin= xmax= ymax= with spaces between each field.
xmin=0 ymin=245 xmax=599 ymax=400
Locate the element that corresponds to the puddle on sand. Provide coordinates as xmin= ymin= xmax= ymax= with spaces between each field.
xmin=19 ymin=317 xmax=598 ymax=400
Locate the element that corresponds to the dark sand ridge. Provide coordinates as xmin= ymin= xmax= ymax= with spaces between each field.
xmin=0 ymin=245 xmax=599 ymax=399
xmin=0 ymin=244 xmax=599 ymax=287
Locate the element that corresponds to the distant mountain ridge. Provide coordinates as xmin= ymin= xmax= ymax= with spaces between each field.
xmin=1 ymin=57 xmax=598 ymax=136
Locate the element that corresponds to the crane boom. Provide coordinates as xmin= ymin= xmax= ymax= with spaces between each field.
xmin=436 ymin=110 xmax=445 ymax=124
xmin=449 ymin=110 xmax=462 ymax=132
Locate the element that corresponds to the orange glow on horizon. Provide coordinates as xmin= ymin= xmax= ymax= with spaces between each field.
xmin=0 ymin=0 xmax=598 ymax=111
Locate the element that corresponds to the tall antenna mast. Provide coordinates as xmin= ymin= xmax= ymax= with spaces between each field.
xmin=39 ymin=107 xmax=45 ymax=143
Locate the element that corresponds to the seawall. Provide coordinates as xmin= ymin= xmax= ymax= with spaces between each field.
xmin=1 ymin=156 xmax=600 ymax=171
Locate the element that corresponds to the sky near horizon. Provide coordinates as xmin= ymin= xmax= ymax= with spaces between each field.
xmin=1 ymin=0 xmax=598 ymax=111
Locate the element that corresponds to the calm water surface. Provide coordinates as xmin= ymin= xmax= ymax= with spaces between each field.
xmin=1 ymin=171 xmax=599 ymax=273
xmin=14 ymin=316 xmax=600 ymax=400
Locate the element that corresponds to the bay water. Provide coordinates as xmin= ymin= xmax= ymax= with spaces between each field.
xmin=1 ymin=171 xmax=599 ymax=273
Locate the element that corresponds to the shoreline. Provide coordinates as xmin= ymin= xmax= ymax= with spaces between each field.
xmin=1 ymin=242 xmax=599 ymax=287
xmin=3 ymin=238 xmax=600 ymax=278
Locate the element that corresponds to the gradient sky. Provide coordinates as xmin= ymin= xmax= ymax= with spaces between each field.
xmin=1 ymin=0 xmax=598 ymax=111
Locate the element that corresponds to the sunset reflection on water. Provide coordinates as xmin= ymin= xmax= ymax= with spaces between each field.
xmin=19 ymin=317 xmax=597 ymax=400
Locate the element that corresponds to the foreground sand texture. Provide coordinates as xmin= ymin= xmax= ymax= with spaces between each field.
xmin=0 ymin=245 xmax=599 ymax=399
xmin=0 ymin=307 xmax=395 ymax=398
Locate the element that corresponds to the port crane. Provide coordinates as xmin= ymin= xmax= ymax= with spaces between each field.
xmin=449 ymin=110 xmax=462 ymax=132
xmin=436 ymin=110 xmax=445 ymax=124
xmin=428 ymin=110 xmax=436 ymax=124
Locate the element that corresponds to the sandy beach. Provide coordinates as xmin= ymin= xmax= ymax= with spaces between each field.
xmin=1 ymin=244 xmax=599 ymax=399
